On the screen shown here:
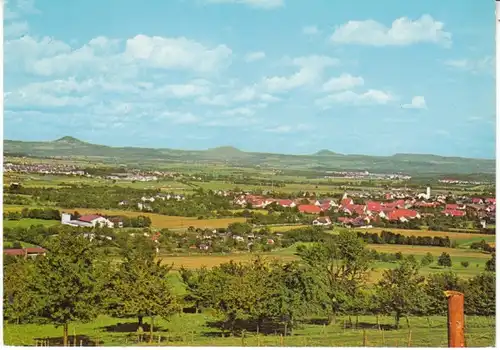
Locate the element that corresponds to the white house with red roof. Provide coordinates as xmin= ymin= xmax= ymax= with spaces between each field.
xmin=61 ymin=213 xmax=114 ymax=228
xmin=277 ymin=199 xmax=296 ymax=208
xmin=298 ymin=204 xmax=322 ymax=214
xmin=385 ymin=209 xmax=420 ymax=222
xmin=442 ymin=209 xmax=466 ymax=217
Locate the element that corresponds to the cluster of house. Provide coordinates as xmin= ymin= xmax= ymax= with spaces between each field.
xmin=324 ymin=171 xmax=411 ymax=180
xmin=118 ymin=193 xmax=186 ymax=211
xmin=189 ymin=229 xmax=276 ymax=251
xmin=233 ymin=189 xmax=496 ymax=228
xmin=438 ymin=179 xmax=487 ymax=185
xmin=3 ymin=162 xmax=85 ymax=176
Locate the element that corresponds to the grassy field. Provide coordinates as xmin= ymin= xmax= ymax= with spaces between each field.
xmin=154 ymin=242 xmax=491 ymax=283
xmin=3 ymin=206 xmax=247 ymax=229
xmin=3 ymin=313 xmax=495 ymax=347
xmin=3 ymin=218 xmax=60 ymax=229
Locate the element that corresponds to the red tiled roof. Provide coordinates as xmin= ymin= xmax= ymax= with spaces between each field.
xmin=25 ymin=247 xmax=46 ymax=254
xmin=442 ymin=209 xmax=466 ymax=217
xmin=445 ymin=204 xmax=458 ymax=210
xmin=78 ymin=214 xmax=103 ymax=222
xmin=366 ymin=201 xmax=382 ymax=212
xmin=386 ymin=209 xmax=418 ymax=221
xmin=278 ymin=199 xmax=294 ymax=206
xmin=298 ymin=205 xmax=322 ymax=214
xmin=341 ymin=198 xmax=354 ymax=207
xmin=3 ymin=249 xmax=25 ymax=256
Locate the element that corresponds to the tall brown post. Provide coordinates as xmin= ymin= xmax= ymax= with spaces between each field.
xmin=444 ymin=291 xmax=465 ymax=347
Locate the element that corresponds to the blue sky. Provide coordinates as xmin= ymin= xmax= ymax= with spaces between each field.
xmin=3 ymin=0 xmax=495 ymax=158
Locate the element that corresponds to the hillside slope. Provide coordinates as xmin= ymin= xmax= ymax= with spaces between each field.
xmin=3 ymin=137 xmax=495 ymax=175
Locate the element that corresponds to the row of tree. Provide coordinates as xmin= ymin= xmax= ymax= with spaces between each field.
xmin=4 ymin=208 xmax=61 ymax=221
xmin=356 ymin=230 xmax=451 ymax=247
xmin=3 ymin=229 xmax=495 ymax=346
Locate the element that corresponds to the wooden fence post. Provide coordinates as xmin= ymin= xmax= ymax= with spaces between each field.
xmin=381 ymin=328 xmax=385 ymax=346
xmin=444 ymin=290 xmax=465 ymax=348
xmin=407 ymin=329 xmax=412 ymax=347
xmin=362 ymin=329 xmax=367 ymax=346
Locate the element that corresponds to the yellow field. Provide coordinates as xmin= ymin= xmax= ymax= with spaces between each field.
xmin=3 ymin=206 xmax=246 ymax=229
xmin=159 ymin=253 xmax=297 ymax=270
xmin=360 ymin=227 xmax=491 ymax=240
xmin=366 ymin=244 xmax=489 ymax=259
xmin=269 ymin=225 xmax=310 ymax=232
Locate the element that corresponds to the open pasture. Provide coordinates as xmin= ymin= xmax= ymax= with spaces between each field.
xmin=3 ymin=218 xmax=60 ymax=229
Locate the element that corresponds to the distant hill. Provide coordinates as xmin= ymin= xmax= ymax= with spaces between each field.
xmin=3 ymin=136 xmax=495 ymax=175
xmin=314 ymin=149 xmax=339 ymax=156
xmin=53 ymin=136 xmax=87 ymax=145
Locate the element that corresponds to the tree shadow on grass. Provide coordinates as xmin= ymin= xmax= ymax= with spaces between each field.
xmin=34 ymin=335 xmax=101 ymax=347
xmin=100 ymin=322 xmax=168 ymax=333
xmin=302 ymin=318 xmax=397 ymax=331
xmin=204 ymin=318 xmax=287 ymax=337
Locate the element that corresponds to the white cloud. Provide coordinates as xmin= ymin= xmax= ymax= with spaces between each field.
xmin=302 ymin=25 xmax=320 ymax=35
xmin=244 ymin=51 xmax=266 ymax=62
xmin=232 ymin=86 xmax=279 ymax=103
xmin=330 ymin=15 xmax=451 ymax=47
xmin=444 ymin=56 xmax=493 ymax=74
xmin=197 ymin=94 xmax=230 ymax=106
xmin=5 ymin=34 xmax=233 ymax=77
xmin=124 ymin=34 xmax=232 ymax=72
xmin=316 ymin=89 xmax=394 ymax=107
xmin=262 ymin=55 xmax=339 ymax=92
xmin=402 ymin=96 xmax=426 ymax=109
xmin=204 ymin=0 xmax=284 ymax=9
xmin=322 ymin=73 xmax=364 ymax=92
xmin=156 ymin=81 xmax=211 ymax=98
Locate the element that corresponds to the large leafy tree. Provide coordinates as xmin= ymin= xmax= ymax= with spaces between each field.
xmin=3 ymin=258 xmax=39 ymax=324
xmin=29 ymin=232 xmax=108 ymax=346
xmin=107 ymin=235 xmax=179 ymax=337
xmin=375 ymin=257 xmax=427 ymax=328
xmin=424 ymin=271 xmax=464 ymax=315
xmin=295 ymin=231 xmax=372 ymax=324
xmin=464 ymin=272 xmax=496 ymax=316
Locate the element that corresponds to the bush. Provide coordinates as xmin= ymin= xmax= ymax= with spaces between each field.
xmin=461 ymin=261 xmax=469 ymax=268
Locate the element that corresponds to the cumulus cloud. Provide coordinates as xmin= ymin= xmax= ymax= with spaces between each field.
xmin=322 ymin=73 xmax=364 ymax=92
xmin=262 ymin=55 xmax=339 ymax=92
xmin=316 ymin=89 xmax=394 ymax=107
xmin=124 ymin=34 xmax=232 ymax=72
xmin=402 ymin=96 xmax=427 ymax=109
xmin=204 ymin=0 xmax=284 ymax=9
xmin=5 ymin=34 xmax=233 ymax=77
xmin=244 ymin=51 xmax=266 ymax=62
xmin=330 ymin=15 xmax=451 ymax=47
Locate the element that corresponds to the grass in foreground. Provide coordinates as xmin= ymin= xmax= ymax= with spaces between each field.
xmin=3 ymin=313 xmax=494 ymax=347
